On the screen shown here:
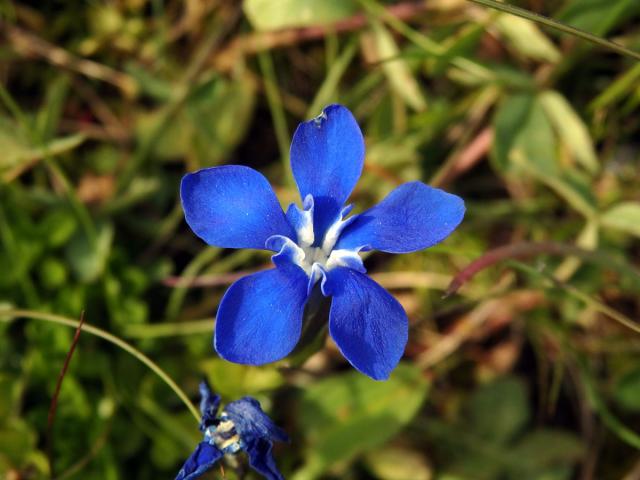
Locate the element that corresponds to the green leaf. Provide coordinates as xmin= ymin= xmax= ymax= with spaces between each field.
xmin=364 ymin=446 xmax=433 ymax=480
xmin=469 ymin=377 xmax=529 ymax=444
xmin=185 ymin=76 xmax=256 ymax=166
xmin=509 ymin=97 xmax=558 ymax=177
xmin=614 ymin=367 xmax=640 ymax=411
xmin=601 ymin=202 xmax=640 ymax=238
xmin=539 ymin=90 xmax=599 ymax=175
xmin=65 ymin=222 xmax=114 ymax=283
xmin=491 ymin=93 xmax=535 ymax=172
xmin=0 ymin=418 xmax=36 ymax=465
xmin=40 ymin=209 xmax=77 ymax=248
xmin=294 ymin=363 xmax=429 ymax=480
xmin=136 ymin=76 xmax=255 ymax=166
xmin=508 ymin=429 xmax=584 ymax=477
xmin=244 ymin=0 xmax=358 ymax=31
xmin=493 ymin=94 xmax=596 ymax=216
xmin=38 ymin=257 xmax=68 ymax=290
xmin=494 ymin=14 xmax=561 ymax=63
xmin=493 ymin=93 xmax=566 ymax=177
xmin=0 ymin=115 xmax=85 ymax=171
xmin=520 ymin=166 xmax=596 ymax=218
xmin=556 ymin=0 xmax=639 ymax=37
xmin=202 ymin=358 xmax=284 ymax=400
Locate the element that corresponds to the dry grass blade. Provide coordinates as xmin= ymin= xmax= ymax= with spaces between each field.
xmin=1 ymin=20 xmax=137 ymax=97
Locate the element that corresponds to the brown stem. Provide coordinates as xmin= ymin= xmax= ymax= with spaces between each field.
xmin=211 ymin=1 xmax=430 ymax=71
xmin=1 ymin=21 xmax=137 ymax=97
xmin=47 ymin=311 xmax=85 ymax=478
xmin=446 ymin=241 xmax=640 ymax=297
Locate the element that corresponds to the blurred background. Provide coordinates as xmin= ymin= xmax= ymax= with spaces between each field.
xmin=1 ymin=0 xmax=640 ymax=479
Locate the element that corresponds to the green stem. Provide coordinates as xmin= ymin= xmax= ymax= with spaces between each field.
xmin=465 ymin=0 xmax=640 ymax=62
xmin=258 ymin=51 xmax=292 ymax=183
xmin=124 ymin=319 xmax=213 ymax=338
xmin=0 ymin=309 xmax=200 ymax=422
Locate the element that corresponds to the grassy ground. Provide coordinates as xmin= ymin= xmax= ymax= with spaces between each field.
xmin=2 ymin=1 xmax=640 ymax=479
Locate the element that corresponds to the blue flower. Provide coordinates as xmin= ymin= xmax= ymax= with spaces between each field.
xmin=176 ymin=381 xmax=288 ymax=480
xmin=181 ymin=104 xmax=465 ymax=380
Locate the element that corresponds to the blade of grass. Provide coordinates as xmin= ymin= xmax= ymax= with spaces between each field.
xmin=165 ymin=247 xmax=220 ymax=319
xmin=307 ymin=38 xmax=359 ymax=117
xmin=118 ymin=6 xmax=241 ymax=191
xmin=0 ymin=309 xmax=200 ymax=422
xmin=464 ymin=0 xmax=640 ymax=62
xmin=512 ymin=262 xmax=640 ymax=336
xmin=446 ymin=241 xmax=640 ymax=297
xmin=358 ymin=0 xmax=495 ymax=81
xmin=590 ymin=63 xmax=640 ymax=111
xmin=258 ymin=51 xmax=293 ymax=183
xmin=125 ymin=319 xmax=213 ymax=338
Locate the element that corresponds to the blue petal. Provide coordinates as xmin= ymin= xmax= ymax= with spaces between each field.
xmin=181 ymin=166 xmax=295 ymax=250
xmin=224 ymin=397 xmax=289 ymax=444
xmin=324 ymin=267 xmax=408 ymax=380
xmin=245 ymin=438 xmax=285 ymax=480
xmin=335 ymin=182 xmax=465 ymax=253
xmin=290 ymin=104 xmax=365 ymax=240
xmin=198 ymin=381 xmax=220 ymax=431
xmin=214 ymin=265 xmax=309 ymax=364
xmin=175 ymin=442 xmax=223 ymax=480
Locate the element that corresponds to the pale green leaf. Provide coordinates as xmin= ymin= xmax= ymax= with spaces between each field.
xmin=539 ymin=90 xmax=599 ymax=174
xmin=364 ymin=447 xmax=433 ymax=480
xmin=243 ymin=0 xmax=358 ymax=31
xmin=202 ymin=358 xmax=284 ymax=400
xmin=601 ymin=202 xmax=640 ymax=237
xmin=494 ymin=14 xmax=561 ymax=63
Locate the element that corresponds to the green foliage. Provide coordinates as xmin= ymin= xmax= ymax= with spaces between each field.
xmin=2 ymin=0 xmax=640 ymax=478
xmin=295 ymin=363 xmax=428 ymax=479
xmin=426 ymin=377 xmax=584 ymax=480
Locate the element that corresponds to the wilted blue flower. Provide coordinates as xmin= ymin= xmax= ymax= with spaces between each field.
xmin=176 ymin=381 xmax=288 ymax=480
xmin=181 ymin=104 xmax=464 ymax=380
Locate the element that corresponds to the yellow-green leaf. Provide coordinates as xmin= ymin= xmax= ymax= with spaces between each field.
xmin=601 ymin=202 xmax=640 ymax=238
xmin=243 ymin=0 xmax=358 ymax=31
xmin=540 ymin=90 xmax=599 ymax=175
xmin=494 ymin=14 xmax=561 ymax=63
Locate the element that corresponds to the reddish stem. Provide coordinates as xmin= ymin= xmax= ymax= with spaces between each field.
xmin=47 ymin=311 xmax=85 ymax=477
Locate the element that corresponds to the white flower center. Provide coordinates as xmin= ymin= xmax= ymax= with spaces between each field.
xmin=269 ymin=195 xmax=365 ymax=286
xmin=289 ymin=197 xmax=364 ymax=277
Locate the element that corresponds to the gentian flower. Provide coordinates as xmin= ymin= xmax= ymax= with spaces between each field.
xmin=181 ymin=104 xmax=464 ymax=380
xmin=176 ymin=381 xmax=288 ymax=480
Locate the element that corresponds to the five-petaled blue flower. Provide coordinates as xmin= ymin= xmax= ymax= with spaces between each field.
xmin=181 ymin=104 xmax=465 ymax=380
xmin=176 ymin=381 xmax=288 ymax=480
